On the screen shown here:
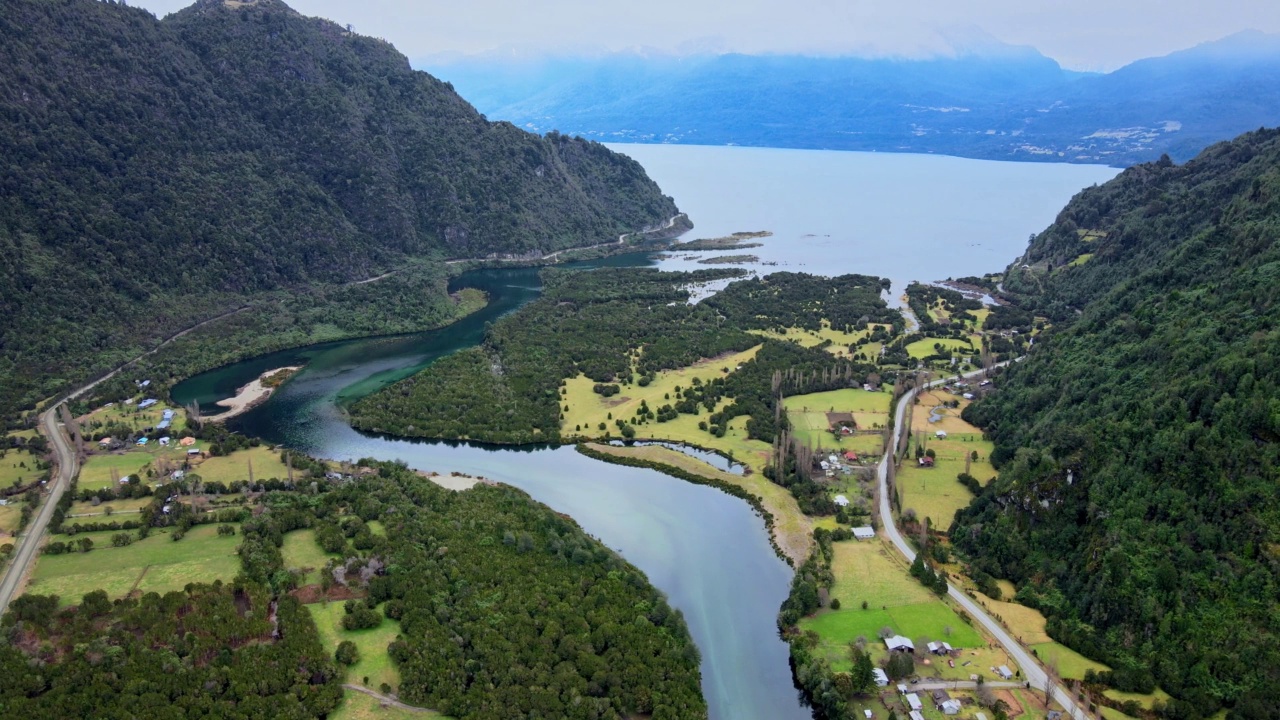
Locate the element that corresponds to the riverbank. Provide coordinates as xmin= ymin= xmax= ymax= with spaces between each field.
xmin=204 ymin=366 xmax=302 ymax=422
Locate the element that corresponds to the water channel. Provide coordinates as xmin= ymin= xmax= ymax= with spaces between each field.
xmin=172 ymin=145 xmax=1119 ymax=720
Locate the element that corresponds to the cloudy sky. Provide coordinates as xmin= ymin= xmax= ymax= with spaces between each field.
xmin=133 ymin=0 xmax=1280 ymax=70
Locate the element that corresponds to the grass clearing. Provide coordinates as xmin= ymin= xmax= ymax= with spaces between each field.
xmin=78 ymin=451 xmax=167 ymax=492
xmin=563 ymin=347 xmax=774 ymax=471
xmin=1031 ymin=641 xmax=1109 ymax=680
xmin=6 ymin=429 xmax=39 ymax=440
xmin=829 ymin=540 xmax=935 ymax=609
xmin=0 ymin=447 xmax=45 ymax=488
xmin=27 ymin=523 xmax=240 ymax=605
xmin=748 ymin=320 xmax=884 ymax=359
xmin=192 ymin=446 xmax=289 ymax=484
xmin=1069 ymin=253 xmax=1095 ymax=267
xmin=79 ymin=401 xmax=187 ymax=436
xmin=972 ymin=591 xmax=1051 ymax=644
xmin=1104 ymin=687 xmax=1174 ymax=710
xmin=330 ymin=691 xmax=447 ymax=720
xmin=584 ymin=443 xmax=812 ymax=564
xmin=885 ymin=602 xmax=983 ymax=647
xmin=0 ymin=502 xmax=26 ymax=537
xmin=283 ymin=529 xmax=339 ymax=585
xmin=783 ymin=388 xmax=891 ymax=454
xmin=308 ymin=601 xmax=402 ymax=692
xmin=68 ymin=496 xmax=153 ymax=519
xmin=906 ymin=337 xmax=976 ymax=360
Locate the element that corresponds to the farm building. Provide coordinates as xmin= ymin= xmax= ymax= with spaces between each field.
xmin=885 ymin=635 xmax=915 ymax=652
xmin=996 ymin=665 xmax=1014 ymax=679
xmin=927 ymin=641 xmax=955 ymax=655
xmin=138 ymin=398 xmax=158 ymax=409
xmin=852 ymin=526 xmax=875 ymax=540
xmin=872 ymin=668 xmax=889 ymax=687
xmin=905 ymin=693 xmax=923 ymax=711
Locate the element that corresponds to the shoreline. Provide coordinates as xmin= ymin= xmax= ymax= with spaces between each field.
xmin=204 ymin=366 xmax=302 ymax=422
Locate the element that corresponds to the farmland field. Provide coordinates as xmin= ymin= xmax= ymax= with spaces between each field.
xmin=783 ymin=388 xmax=890 ymax=453
xmin=283 ymin=528 xmax=339 ymax=585
xmin=562 ymin=345 xmax=772 ymax=470
xmin=1031 ymin=641 xmax=1109 ymax=680
xmin=308 ymin=601 xmax=403 ymax=692
xmin=193 ymin=446 xmax=290 ymax=484
xmin=0 ymin=448 xmax=45 ymax=489
xmin=26 ymin=523 xmax=240 ymax=605
xmin=906 ymin=337 xmax=975 ymax=360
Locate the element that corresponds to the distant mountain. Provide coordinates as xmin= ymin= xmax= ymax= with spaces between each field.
xmin=0 ymin=0 xmax=678 ymax=415
xmin=955 ymin=128 xmax=1280 ymax=714
xmin=427 ymin=32 xmax=1280 ymax=166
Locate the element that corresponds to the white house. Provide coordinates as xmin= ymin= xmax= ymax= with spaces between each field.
xmin=941 ymin=699 xmax=962 ymax=715
xmin=935 ymin=430 xmax=947 ymax=439
xmin=996 ymin=665 xmax=1014 ymax=680
xmin=834 ymin=495 xmax=850 ymax=507
xmin=871 ymin=668 xmax=889 ymax=687
xmin=906 ymin=693 xmax=923 ymax=711
xmin=852 ymin=526 xmax=875 ymax=540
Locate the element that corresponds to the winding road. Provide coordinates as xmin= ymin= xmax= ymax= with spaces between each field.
xmin=0 ymin=404 xmax=77 ymax=615
xmin=877 ymin=365 xmax=1085 ymax=720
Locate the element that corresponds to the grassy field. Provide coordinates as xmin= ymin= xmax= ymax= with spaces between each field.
xmin=79 ymin=445 xmax=289 ymax=493
xmin=1031 ymin=641 xmax=1109 ymax=680
xmin=783 ymin=388 xmax=891 ymax=453
xmin=6 ymin=429 xmax=39 ymax=440
xmin=193 ymin=446 xmax=290 ymax=484
xmin=899 ymin=392 xmax=996 ymax=528
xmin=27 ymin=523 xmax=240 ymax=606
xmin=67 ymin=496 xmax=154 ymax=520
xmin=1104 ymin=687 xmax=1174 ymax=710
xmin=0 ymin=448 xmax=44 ymax=490
xmin=748 ymin=320 xmax=888 ymax=359
xmin=562 ymin=346 xmax=773 ymax=470
xmin=972 ymin=591 xmax=1051 ymax=644
xmin=330 ymin=692 xmax=447 ymax=720
xmin=906 ymin=337 xmax=976 ymax=360
xmin=283 ymin=529 xmax=339 ymax=585
xmin=308 ymin=601 xmax=403 ymax=692
xmin=801 ymin=538 xmax=988 ymax=674
xmin=78 ymin=401 xmax=187 ymax=436
xmin=584 ymin=443 xmax=812 ymax=564
xmin=0 ymin=502 xmax=25 ymax=537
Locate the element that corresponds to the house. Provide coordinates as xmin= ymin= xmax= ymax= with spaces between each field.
xmin=840 ymin=426 xmax=854 ymax=435
xmin=179 ymin=437 xmax=196 ymax=447
xmin=124 ymin=398 xmax=134 ymax=405
xmin=157 ymin=420 xmax=170 ymax=430
xmin=941 ymin=699 xmax=962 ymax=715
xmin=942 ymin=642 xmax=953 ymax=653
xmin=118 ymin=477 xmax=130 ymax=485
xmin=852 ymin=526 xmax=875 ymax=540
xmin=918 ymin=456 xmax=935 ymax=467
xmin=844 ymin=451 xmax=858 ymax=461
xmin=962 ymin=393 xmax=975 ymax=400
xmin=979 ymin=379 xmax=991 ymax=386
xmin=138 ymin=398 xmax=158 ymax=409
xmin=905 ymin=693 xmax=923 ymax=711
xmin=172 ymin=471 xmax=184 ymax=480
xmin=864 ymin=711 xmax=873 ymax=720
xmin=927 ymin=641 xmax=954 ymax=655
xmin=158 ymin=437 xmax=170 ymax=446
xmin=834 ymin=495 xmax=850 ymax=507
xmin=187 ymin=448 xmax=201 ymax=456
xmin=996 ymin=665 xmax=1014 ymax=680
xmin=162 ymin=409 xmax=175 ymax=419
xmin=885 ymin=635 xmax=915 ymax=652
xmin=897 ymin=684 xmax=908 ymax=695
xmin=935 ymin=430 xmax=947 ymax=439
xmin=136 ymin=438 xmax=148 ymax=446
xmin=139 ymin=380 xmax=151 ymax=387
xmin=872 ymin=668 xmax=889 ymax=687
xmin=932 ymin=689 xmax=952 ymax=704
xmin=99 ymin=437 xmax=112 ymax=446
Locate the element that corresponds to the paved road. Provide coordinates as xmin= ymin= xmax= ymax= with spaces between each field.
xmin=0 ymin=404 xmax=78 ymax=615
xmin=877 ymin=365 xmax=1086 ymax=720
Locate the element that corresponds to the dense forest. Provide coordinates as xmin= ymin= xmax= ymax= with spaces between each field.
xmin=350 ymin=269 xmax=895 ymax=446
xmin=952 ymin=129 xmax=1280 ymax=717
xmin=2 ymin=460 xmax=705 ymax=719
xmin=0 ymin=0 xmax=678 ymax=417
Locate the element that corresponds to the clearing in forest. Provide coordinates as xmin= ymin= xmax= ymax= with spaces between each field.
xmin=561 ymin=345 xmax=772 ymax=470
xmin=308 ymin=601 xmax=403 ymax=693
xmin=782 ymin=388 xmax=891 ymax=453
xmin=27 ymin=524 xmax=241 ymax=605
xmin=900 ymin=391 xmax=995 ymax=528
xmin=748 ymin=320 xmax=888 ymax=360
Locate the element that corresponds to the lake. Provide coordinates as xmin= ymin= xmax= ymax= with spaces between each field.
xmin=172 ymin=146 xmax=1118 ymax=720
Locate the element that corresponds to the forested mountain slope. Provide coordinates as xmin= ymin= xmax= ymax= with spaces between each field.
xmin=0 ymin=0 xmax=676 ymax=416
xmin=955 ymin=129 xmax=1280 ymax=717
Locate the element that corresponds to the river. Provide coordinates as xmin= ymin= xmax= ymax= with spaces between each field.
xmin=172 ymin=146 xmax=1118 ymax=720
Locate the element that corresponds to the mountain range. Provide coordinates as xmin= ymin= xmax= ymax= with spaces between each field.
xmin=0 ymin=0 xmax=677 ymax=416
xmin=427 ymin=32 xmax=1280 ymax=166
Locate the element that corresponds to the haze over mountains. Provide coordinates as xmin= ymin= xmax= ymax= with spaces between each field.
xmin=428 ymin=31 xmax=1280 ymax=166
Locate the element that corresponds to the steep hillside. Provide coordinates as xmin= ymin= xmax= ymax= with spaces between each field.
xmin=0 ymin=0 xmax=677 ymax=416
xmin=955 ymin=129 xmax=1280 ymax=717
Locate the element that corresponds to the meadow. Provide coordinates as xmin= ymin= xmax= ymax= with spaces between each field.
xmin=27 ymin=523 xmax=241 ymax=605
xmin=283 ymin=528 xmax=340 ymax=585
xmin=308 ymin=601 xmax=403 ymax=692
xmin=78 ymin=445 xmax=290 ymax=493
xmin=561 ymin=345 xmax=773 ymax=469
xmin=329 ymin=691 xmax=447 ymax=720
xmin=0 ymin=447 xmax=45 ymax=489
xmin=899 ymin=391 xmax=995 ymax=528
xmin=748 ymin=320 xmax=889 ymax=360
xmin=782 ymin=387 xmax=890 ymax=454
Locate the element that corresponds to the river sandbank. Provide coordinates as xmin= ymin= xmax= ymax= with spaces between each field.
xmin=204 ymin=366 xmax=301 ymax=422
